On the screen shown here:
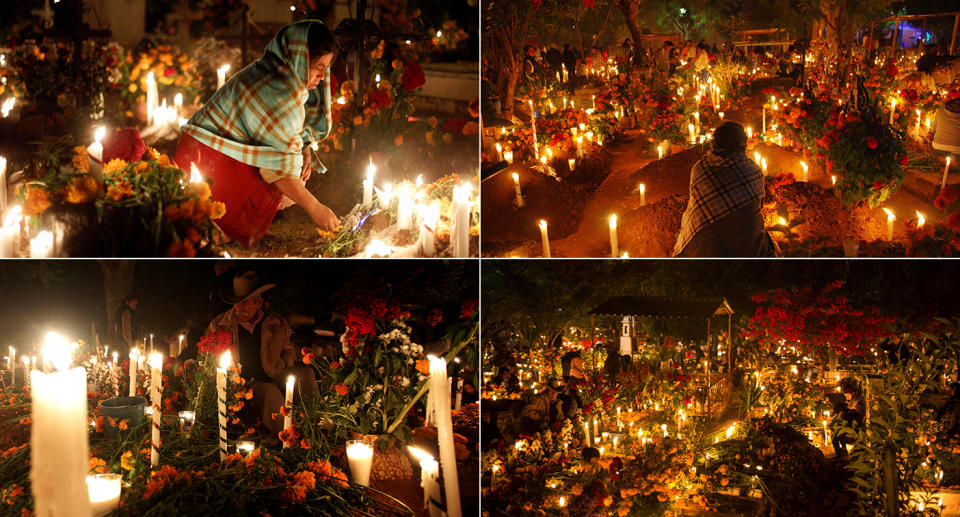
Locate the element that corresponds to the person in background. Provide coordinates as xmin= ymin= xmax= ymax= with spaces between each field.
xmin=523 ymin=45 xmax=543 ymax=82
xmin=832 ymin=378 xmax=866 ymax=457
xmin=673 ymin=122 xmax=776 ymax=257
xmin=544 ymin=43 xmax=563 ymax=80
xmin=207 ymin=270 xmax=318 ymax=445
xmin=414 ymin=304 xmax=451 ymax=356
xmin=114 ymin=295 xmax=139 ymax=349
xmin=518 ymin=379 xmax=563 ymax=434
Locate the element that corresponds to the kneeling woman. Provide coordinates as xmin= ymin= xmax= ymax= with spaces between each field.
xmin=175 ymin=20 xmax=340 ymax=248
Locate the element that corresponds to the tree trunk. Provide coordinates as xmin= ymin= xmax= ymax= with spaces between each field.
xmin=99 ymin=260 xmax=135 ymax=347
xmin=883 ymin=444 xmax=898 ymax=517
xmin=616 ymin=0 xmax=643 ymax=48
xmin=493 ymin=26 xmax=520 ymax=121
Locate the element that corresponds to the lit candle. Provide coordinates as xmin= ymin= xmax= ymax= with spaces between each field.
xmin=87 ymin=473 xmax=121 ymax=516
xmin=409 ymin=447 xmax=443 ymax=517
xmin=217 ymin=350 xmax=230 ymax=461
xmin=236 ymin=440 xmax=255 ymax=455
xmin=128 ymin=348 xmax=138 ymax=397
xmin=177 ymin=335 xmax=184 ymax=356
xmin=149 ymin=353 xmax=162 ymax=467
xmin=883 ymin=208 xmax=895 ymax=241
xmin=503 ymin=150 xmax=513 ymax=165
xmin=609 ymin=214 xmax=619 ymax=258
xmin=831 ymin=175 xmax=837 ymax=187
xmin=283 ymin=375 xmax=294 ymax=449
xmin=529 ymin=100 xmax=539 ymax=158
xmin=942 ymin=157 xmax=952 ymax=193
xmin=346 ymin=440 xmax=374 ymax=486
xmin=719 ymin=111 xmax=724 ymax=120
xmin=29 ymin=230 xmax=53 ymax=258
xmin=916 ymin=211 xmax=926 ymax=229
xmin=583 ymin=422 xmax=590 ymax=445
xmin=657 ymin=146 xmax=663 ymax=160
xmin=538 ymin=220 xmax=551 ymax=258
xmin=146 ymin=72 xmax=158 ymax=125
xmin=87 ymin=126 xmax=105 ymax=165
xmin=428 ymin=355 xmax=462 ymax=517
xmin=746 ymin=126 xmax=752 ymax=139
xmin=639 ymin=184 xmax=646 ymax=206
xmin=419 ymin=203 xmax=439 ymax=257
xmin=397 ymin=183 xmax=414 ymax=229
xmin=916 ymin=110 xmax=922 ymax=139
xmin=511 ymin=172 xmax=525 ymax=208
xmin=217 ymin=64 xmax=230 ymax=90
xmin=22 ymin=356 xmax=31 ymax=388
xmin=363 ymin=159 xmax=375 ymax=206
xmin=451 ymin=183 xmax=471 ymax=257
xmin=495 ymin=142 xmax=503 ymax=161
xmin=761 ymin=158 xmax=768 ymax=175
xmin=174 ymin=93 xmax=183 ymax=116
xmin=0 ymin=155 xmax=6 ymax=216
xmin=889 ymin=98 xmax=896 ymax=126
xmin=568 ymin=158 xmax=575 ymax=171
xmin=801 ymin=161 xmax=809 ymax=182
xmin=7 ymin=346 xmax=14 ymax=385
xmin=688 ymin=123 xmax=696 ymax=144
xmin=762 ymin=104 xmax=766 ymax=135
xmin=31 ymin=332 xmax=92 ymax=517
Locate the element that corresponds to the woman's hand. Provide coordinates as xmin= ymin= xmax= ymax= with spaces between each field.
xmin=308 ymin=203 xmax=339 ymax=231
xmin=273 ymin=175 xmax=340 ymax=231
xmin=301 ymin=149 xmax=312 ymax=182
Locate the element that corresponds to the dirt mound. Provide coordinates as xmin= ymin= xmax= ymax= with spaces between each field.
xmin=763 ymin=182 xmax=887 ymax=247
xmin=619 ymin=194 xmax=688 ymax=257
xmin=624 ymin=147 xmax=705 ymax=210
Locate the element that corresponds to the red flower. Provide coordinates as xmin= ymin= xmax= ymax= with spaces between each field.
xmin=197 ymin=329 xmax=232 ymax=356
xmin=334 ymin=383 xmax=349 ymax=396
xmin=400 ymin=62 xmax=425 ymax=92
xmin=947 ymin=212 xmax=960 ymax=232
xmin=936 ymin=185 xmax=960 ymax=210
xmin=865 ymin=136 xmax=877 ymax=149
xmin=102 ymin=127 xmax=146 ymax=163
xmin=898 ymin=155 xmax=909 ymax=167
xmin=442 ymin=117 xmax=468 ymax=134
xmin=366 ymin=89 xmax=392 ymax=109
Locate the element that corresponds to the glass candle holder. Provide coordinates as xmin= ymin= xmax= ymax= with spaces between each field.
xmin=86 ymin=473 xmax=121 ymax=517
xmin=178 ymin=410 xmax=195 ymax=434
xmin=346 ymin=439 xmax=374 ymax=486
xmin=236 ymin=440 xmax=256 ymax=455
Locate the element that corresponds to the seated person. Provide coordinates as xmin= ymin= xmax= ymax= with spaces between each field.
xmin=518 ymin=380 xmax=562 ymax=435
xmin=207 ymin=270 xmax=319 ymax=444
xmin=832 ymin=378 xmax=865 ymax=457
xmin=673 ymin=122 xmax=776 ymax=257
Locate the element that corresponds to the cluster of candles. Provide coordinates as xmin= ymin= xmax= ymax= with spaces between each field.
xmin=0 ymin=156 xmax=49 ymax=258
xmin=359 ymin=159 xmax=472 ymax=258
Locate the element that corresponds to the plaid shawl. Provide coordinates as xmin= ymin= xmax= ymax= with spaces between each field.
xmin=673 ymin=150 xmax=765 ymax=256
xmin=181 ymin=20 xmax=331 ymax=179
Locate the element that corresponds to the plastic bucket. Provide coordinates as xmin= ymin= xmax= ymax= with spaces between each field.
xmin=98 ymin=396 xmax=147 ymax=438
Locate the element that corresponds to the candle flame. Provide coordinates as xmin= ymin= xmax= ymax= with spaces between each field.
xmin=415 ymin=174 xmax=423 ymax=187
xmin=639 ymin=183 xmax=645 ymax=194
xmin=219 ymin=350 xmax=232 ymax=370
xmin=286 ymin=375 xmax=295 ymax=390
xmin=218 ymin=64 xmax=231 ymax=74
xmin=366 ymin=158 xmax=376 ymax=182
xmin=174 ymin=93 xmax=183 ymax=106
xmin=778 ymin=216 xmax=787 ymax=226
xmin=916 ymin=211 xmax=926 ymax=228
xmin=609 ymin=214 xmax=617 ymax=229
xmin=511 ymin=172 xmax=519 ymax=183
xmin=94 ymin=126 xmax=106 ymax=143
xmin=539 ymin=219 xmax=547 ymax=231
xmin=43 ymin=331 xmax=71 ymax=372
xmin=883 ymin=207 xmax=895 ymax=222
xmin=831 ymin=175 xmax=837 ymax=186
xmin=189 ymin=163 xmax=203 ymax=183
xmin=149 ymin=352 xmax=163 ymax=369
xmin=3 ymin=204 xmax=22 ymax=227
xmin=495 ymin=143 xmax=502 ymax=152
xmin=800 ymin=161 xmax=808 ymax=172
xmin=407 ymin=446 xmax=434 ymax=463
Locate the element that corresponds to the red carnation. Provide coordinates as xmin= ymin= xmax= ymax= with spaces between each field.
xmin=366 ymin=89 xmax=392 ymax=109
xmin=865 ymin=136 xmax=878 ymax=149
xmin=334 ymin=383 xmax=349 ymax=396
xmin=401 ymin=62 xmax=425 ymax=92
xmin=197 ymin=329 xmax=233 ymax=356
xmin=102 ymin=127 xmax=146 ymax=163
xmin=442 ymin=117 xmax=468 ymax=134
xmin=898 ymin=155 xmax=909 ymax=167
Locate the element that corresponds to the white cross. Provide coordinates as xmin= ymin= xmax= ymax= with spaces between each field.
xmin=31 ymin=0 xmax=55 ymax=29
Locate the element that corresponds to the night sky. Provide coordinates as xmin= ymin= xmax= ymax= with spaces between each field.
xmin=0 ymin=260 xmax=478 ymax=354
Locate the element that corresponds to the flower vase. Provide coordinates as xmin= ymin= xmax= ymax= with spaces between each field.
xmin=352 ymin=433 xmax=414 ymax=484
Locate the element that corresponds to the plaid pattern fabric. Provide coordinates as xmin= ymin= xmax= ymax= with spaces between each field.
xmin=673 ymin=150 xmax=765 ymax=256
xmin=181 ymin=21 xmax=330 ymax=179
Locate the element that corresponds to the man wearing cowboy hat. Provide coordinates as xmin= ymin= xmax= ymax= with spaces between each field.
xmin=207 ymin=270 xmax=319 ymax=443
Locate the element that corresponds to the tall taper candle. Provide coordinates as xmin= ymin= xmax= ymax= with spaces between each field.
xmin=283 ymin=375 xmax=294 ymax=449
xmin=128 ymin=348 xmax=138 ymax=397
xmin=529 ymin=100 xmax=539 ymax=158
xmin=428 ymin=355 xmax=461 ymax=517
xmin=217 ymin=351 xmax=231 ymax=461
xmin=31 ymin=332 xmax=91 ymax=517
xmin=511 ymin=173 xmax=524 ymax=207
xmin=609 ymin=214 xmax=619 ymax=258
xmin=942 ymin=157 xmax=952 ymax=193
xmin=451 ymin=183 xmax=470 ymax=257
xmin=363 ymin=159 xmax=375 ymax=206
xmin=149 ymin=353 xmax=162 ymax=468
xmin=538 ymin=220 xmax=551 ymax=258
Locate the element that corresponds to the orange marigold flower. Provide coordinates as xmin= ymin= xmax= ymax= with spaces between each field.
xmin=118 ymin=419 xmax=128 ymax=431
xmin=299 ymin=439 xmax=311 ymax=450
xmin=188 ymin=181 xmax=211 ymax=200
xmin=334 ymin=383 xmax=349 ymax=396
xmin=106 ymin=180 xmax=133 ymax=201
xmin=284 ymin=485 xmax=308 ymax=503
xmin=103 ymin=158 xmax=128 ymax=174
xmin=415 ymin=359 xmax=430 ymax=375
xmin=2 ymin=484 xmax=24 ymax=505
xmin=24 ymin=186 xmax=52 ymax=217
xmin=209 ymin=201 xmax=226 ymax=219
xmin=303 ymin=353 xmax=315 ymax=365
xmin=89 ymin=457 xmax=109 ymax=474
xmin=71 ymin=148 xmax=90 ymax=173
xmin=18 ymin=417 xmax=30 ymax=426
xmin=292 ymin=470 xmax=316 ymax=490
xmin=65 ymin=176 xmax=99 ymax=204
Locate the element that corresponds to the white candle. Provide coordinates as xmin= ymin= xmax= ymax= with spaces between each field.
xmin=409 ymin=447 xmax=443 ymax=517
xmin=428 ymin=355 xmax=462 ymax=517
xmin=568 ymin=158 xmax=575 ymax=171
xmin=29 ymin=230 xmax=53 ymax=258
xmin=397 ymin=183 xmax=414 ymax=229
xmin=762 ymin=105 xmax=766 ymax=135
xmin=538 ymin=220 xmax=551 ymax=258
xmin=87 ymin=473 xmax=121 ymax=517
xmin=916 ymin=110 xmax=922 ymax=139
xmin=917 ymin=211 xmax=926 ymax=229
xmin=177 ymin=335 xmax=184 ymax=356
xmin=495 ymin=143 xmax=503 ymax=161
xmin=0 ymin=155 xmax=7 ymax=216
xmin=639 ymin=184 xmax=646 ymax=206
xmin=609 ymin=214 xmax=619 ymax=258
xmin=511 ymin=172 xmax=524 ymax=207
xmin=801 ymin=161 xmax=809 ymax=182
xmin=455 ymin=378 xmax=463 ymax=410
xmin=529 ymin=100 xmax=539 ymax=158
xmin=346 ymin=440 xmax=374 ymax=486
xmin=128 ymin=348 xmax=138 ymax=397
xmin=174 ymin=93 xmax=183 ymax=116
xmin=87 ymin=126 xmax=105 ymax=164
xmin=889 ymin=98 xmax=896 ymax=126
xmin=883 ymin=208 xmax=895 ymax=241
xmin=217 ymin=64 xmax=230 ymax=90
xmin=22 ymin=356 xmax=31 ymax=388
xmin=942 ymin=157 xmax=952 ymax=193
xmin=217 ymin=350 xmax=231 ymax=461
xmin=31 ymin=332 xmax=92 ymax=517
xmin=719 ymin=111 xmax=724 ymax=120
xmin=363 ymin=159 xmax=375 ymax=206
xmin=451 ymin=183 xmax=470 ymax=257
xmin=688 ymin=123 xmax=696 ymax=144
xmin=657 ymin=146 xmax=663 ymax=160
xmin=503 ymin=150 xmax=513 ymax=165
xmin=149 ymin=352 xmax=162 ymax=468
xmin=419 ymin=203 xmax=439 ymax=257
xmin=283 ymin=375 xmax=294 ymax=449
xmin=146 ymin=72 xmax=158 ymax=126
xmin=8 ymin=346 xmax=14 ymax=385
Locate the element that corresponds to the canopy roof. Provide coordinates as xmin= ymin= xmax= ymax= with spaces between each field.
xmin=590 ymin=296 xmax=733 ymax=319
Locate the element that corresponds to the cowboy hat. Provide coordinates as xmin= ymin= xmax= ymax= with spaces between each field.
xmin=220 ymin=270 xmax=276 ymax=304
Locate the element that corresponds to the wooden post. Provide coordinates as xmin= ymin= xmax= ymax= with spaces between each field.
xmin=951 ymin=14 xmax=959 ymax=56
xmin=705 ymin=317 xmax=711 ymax=414
xmin=727 ymin=312 xmax=732 ymax=375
